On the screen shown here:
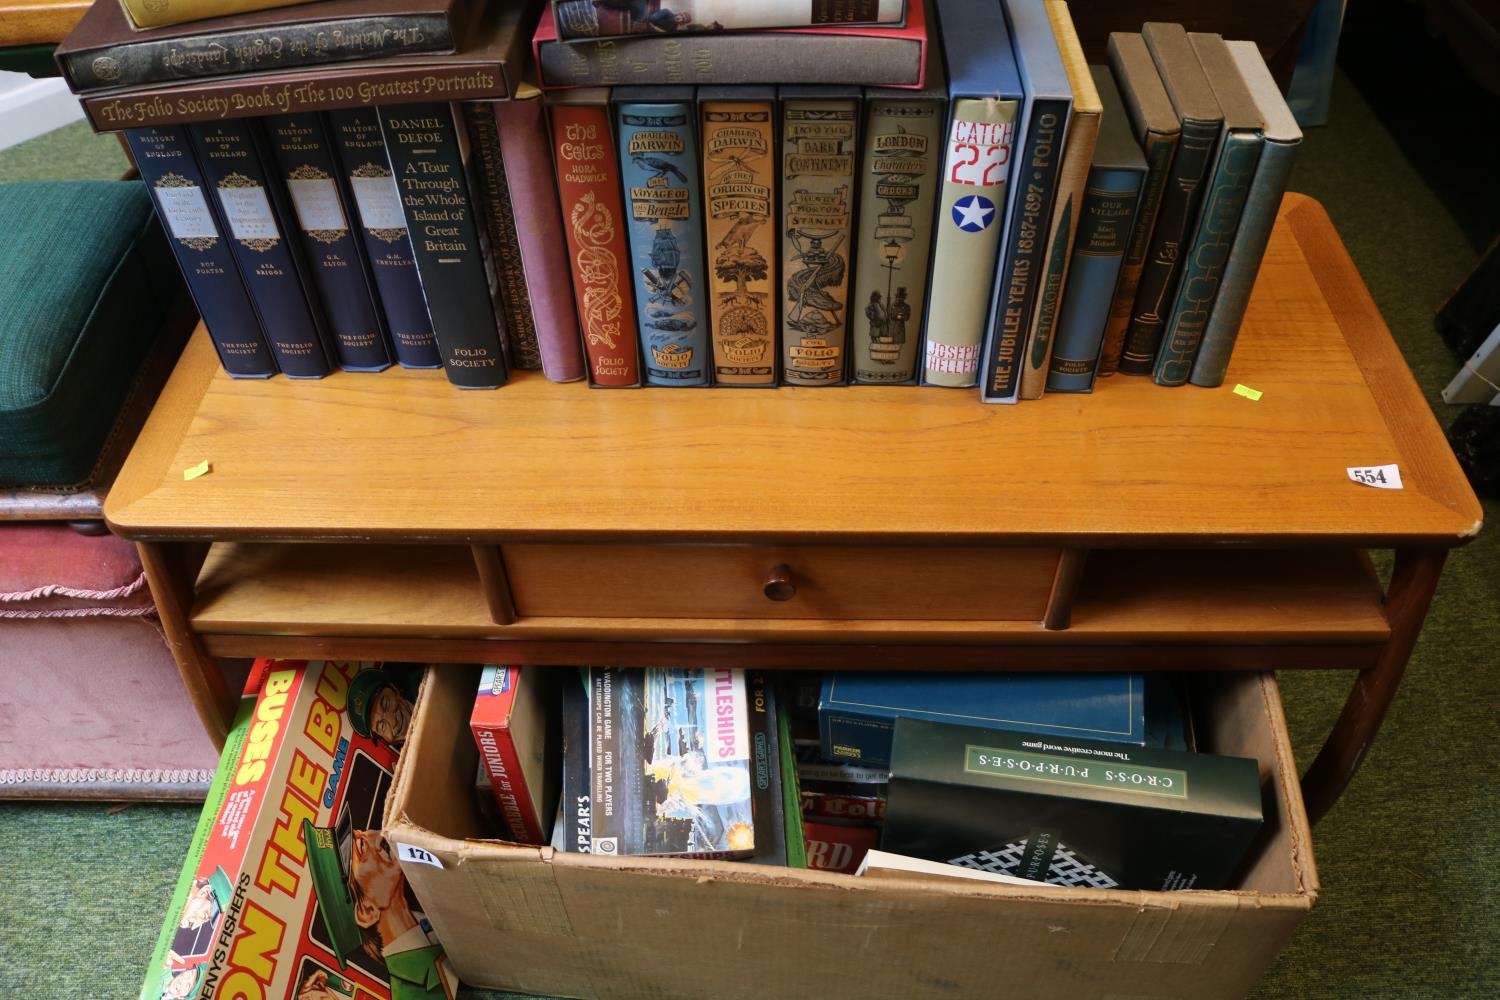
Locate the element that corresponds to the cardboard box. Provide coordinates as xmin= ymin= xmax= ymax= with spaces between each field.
xmin=385 ymin=668 xmax=1317 ymax=1000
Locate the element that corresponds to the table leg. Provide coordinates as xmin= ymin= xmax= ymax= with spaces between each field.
xmin=1301 ymin=547 xmax=1447 ymax=823
xmin=137 ymin=539 xmax=234 ymax=750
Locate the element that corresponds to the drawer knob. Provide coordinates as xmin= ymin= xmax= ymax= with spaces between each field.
xmin=763 ymin=564 xmax=797 ymax=602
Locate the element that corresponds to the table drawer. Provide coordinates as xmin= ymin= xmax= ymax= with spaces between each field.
xmin=499 ymin=542 xmax=1060 ymax=621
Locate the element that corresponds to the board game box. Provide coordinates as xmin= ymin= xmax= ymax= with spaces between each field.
xmin=138 ymin=659 xmax=458 ymax=1000
xmin=819 ymin=670 xmax=1147 ymax=768
xmin=469 ymin=664 xmax=559 ymax=846
xmin=590 ymin=666 xmax=756 ymax=859
xmin=882 ymin=717 xmax=1263 ymax=892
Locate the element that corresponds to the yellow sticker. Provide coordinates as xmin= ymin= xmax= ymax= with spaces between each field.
xmin=1232 ymin=384 xmax=1263 ymax=401
xmin=183 ymin=460 xmax=211 ymax=481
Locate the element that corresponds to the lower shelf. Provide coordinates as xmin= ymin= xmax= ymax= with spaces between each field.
xmin=189 ymin=540 xmax=1390 ymax=669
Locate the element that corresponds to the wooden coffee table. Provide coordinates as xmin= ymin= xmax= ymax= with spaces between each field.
xmin=105 ymin=194 xmax=1483 ymax=823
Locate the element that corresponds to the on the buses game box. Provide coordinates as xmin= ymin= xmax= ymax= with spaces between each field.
xmin=589 ymin=666 xmax=756 ymax=859
xmin=138 ymin=659 xmax=459 ymax=1000
xmin=882 ymin=717 xmax=1264 ymax=892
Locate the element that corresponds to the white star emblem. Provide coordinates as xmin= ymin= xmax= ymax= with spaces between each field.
xmin=952 ymin=195 xmax=996 ymax=232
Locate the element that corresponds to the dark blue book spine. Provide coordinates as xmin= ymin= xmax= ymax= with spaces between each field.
xmin=615 ymin=93 xmax=711 ymax=386
xmin=264 ymin=112 xmax=393 ymax=372
xmin=324 ymin=107 xmax=441 ymax=370
xmin=981 ymin=97 xmax=1070 ymax=402
xmin=123 ymin=126 xmax=276 ymax=378
xmin=978 ymin=97 xmax=1074 ymax=401
xmin=379 ymin=102 xmax=508 ymax=389
xmin=1119 ymin=118 xmax=1220 ymax=376
xmin=1046 ymin=167 xmax=1143 ymax=392
xmin=188 ymin=119 xmax=334 ymax=379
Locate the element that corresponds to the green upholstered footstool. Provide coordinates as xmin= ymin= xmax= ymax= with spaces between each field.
xmin=0 ymin=179 xmax=182 ymax=489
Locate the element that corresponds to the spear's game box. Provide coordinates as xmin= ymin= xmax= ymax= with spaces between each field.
xmin=139 ymin=659 xmax=458 ymax=1000
xmin=590 ymin=666 xmax=756 ymax=859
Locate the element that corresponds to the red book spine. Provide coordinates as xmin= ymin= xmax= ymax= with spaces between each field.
xmin=494 ymin=93 xmax=586 ymax=383
xmin=472 ymin=719 xmax=545 ymax=844
xmin=547 ymin=99 xmax=642 ymax=387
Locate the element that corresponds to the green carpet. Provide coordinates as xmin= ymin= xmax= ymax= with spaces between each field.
xmin=3 ymin=31 xmax=1498 ymax=1000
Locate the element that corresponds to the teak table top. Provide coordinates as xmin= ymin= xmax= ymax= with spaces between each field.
xmin=105 ymin=194 xmax=1483 ymax=549
xmin=0 ymin=0 xmax=88 ymax=48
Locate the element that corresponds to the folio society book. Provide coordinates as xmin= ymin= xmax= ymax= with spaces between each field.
xmin=57 ymin=0 xmax=477 ymax=93
xmin=489 ymin=85 xmax=588 ymax=382
xmin=1153 ymin=32 xmax=1263 ymax=387
xmin=979 ymin=0 xmax=1072 ymax=404
xmin=552 ymin=0 xmax=907 ymax=40
xmin=1190 ymin=39 xmax=1303 ymax=389
xmin=745 ymin=670 xmax=789 ymax=865
xmin=849 ymin=50 xmax=946 ymax=385
xmin=263 ymin=112 xmax=394 ymax=372
xmin=779 ymin=85 xmax=860 ymax=385
xmin=189 ymin=118 xmax=336 ymax=378
xmin=1046 ymin=64 xmax=1146 ymax=393
xmin=532 ymin=0 xmax=927 ymax=90
xmin=1118 ymin=22 xmax=1223 ymax=376
xmin=460 ymin=101 xmax=545 ymax=372
xmin=380 ymin=102 xmax=509 ymax=389
xmin=1016 ymin=0 xmax=1099 ymax=400
xmin=123 ymin=125 xmax=278 ymax=378
xmin=590 ymin=667 xmax=756 ymax=859
xmin=546 ymin=87 xmax=643 ymax=387
xmin=325 ymin=107 xmax=443 ymax=370
xmin=819 ymin=671 xmax=1147 ymax=768
xmin=615 ymin=86 xmax=711 ymax=386
xmin=470 ymin=665 xmax=560 ymax=846
xmin=80 ymin=1 xmax=533 ymax=132
xmin=137 ymin=660 xmax=459 ymax=1000
xmin=700 ymin=86 xmax=779 ymax=386
xmin=1096 ymin=31 xmax=1179 ymax=377
xmin=919 ymin=0 xmax=1020 ymax=387
xmin=882 ymin=718 xmax=1264 ymax=892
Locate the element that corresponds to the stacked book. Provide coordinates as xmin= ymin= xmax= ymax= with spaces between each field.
xmin=58 ymin=0 xmax=1299 ymax=397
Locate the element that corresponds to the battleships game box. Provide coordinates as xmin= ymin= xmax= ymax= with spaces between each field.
xmin=137 ymin=659 xmax=458 ymax=1000
xmin=881 ymin=717 xmax=1263 ymax=892
xmin=589 ymin=666 xmax=756 ymax=859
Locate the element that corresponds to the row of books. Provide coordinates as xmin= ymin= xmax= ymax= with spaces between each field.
xmin=470 ymin=664 xmax=1266 ymax=893
xmin=64 ymin=0 xmax=1299 ymax=396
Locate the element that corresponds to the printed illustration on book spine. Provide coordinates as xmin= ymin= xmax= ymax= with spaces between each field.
xmin=549 ymin=99 xmax=642 ymax=387
xmin=553 ymin=0 xmax=906 ymax=40
xmin=702 ymin=97 xmax=778 ymax=385
xmin=781 ymin=95 xmax=859 ymax=385
xmin=851 ymin=95 xmax=943 ymax=384
xmin=618 ymin=99 xmax=710 ymax=385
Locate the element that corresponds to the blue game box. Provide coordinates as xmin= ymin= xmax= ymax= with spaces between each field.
xmin=819 ymin=671 xmax=1147 ymax=768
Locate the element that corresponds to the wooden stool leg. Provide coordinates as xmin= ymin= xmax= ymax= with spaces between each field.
xmin=1301 ymin=548 xmax=1447 ymax=824
xmin=137 ymin=539 xmax=234 ymax=750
